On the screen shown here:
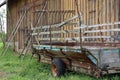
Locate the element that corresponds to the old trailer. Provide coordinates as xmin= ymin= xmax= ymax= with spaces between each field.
xmin=31 ymin=20 xmax=120 ymax=78
xmin=32 ymin=45 xmax=120 ymax=77
xmin=30 ymin=1 xmax=120 ymax=77
xmin=2 ymin=0 xmax=120 ymax=78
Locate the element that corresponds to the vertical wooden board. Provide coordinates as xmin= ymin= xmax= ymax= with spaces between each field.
xmin=60 ymin=0 xmax=62 ymax=39
xmin=72 ymin=0 xmax=74 ymax=38
xmin=78 ymin=0 xmax=82 ymax=38
xmin=67 ymin=0 xmax=70 ymax=38
xmin=91 ymin=0 xmax=94 ymax=25
xmin=100 ymin=0 xmax=105 ymax=42
xmin=16 ymin=0 xmax=25 ymax=45
xmin=118 ymin=0 xmax=120 ymax=36
xmin=101 ymin=0 xmax=105 ymax=37
xmin=95 ymin=0 xmax=99 ymax=40
xmin=77 ymin=0 xmax=81 ymax=11
xmin=69 ymin=0 xmax=74 ymax=38
xmin=13 ymin=2 xmax=18 ymax=42
xmin=74 ymin=0 xmax=77 ymax=38
xmin=109 ymin=0 xmax=111 ymax=37
xmin=65 ymin=0 xmax=71 ymax=38
xmin=88 ymin=0 xmax=91 ymax=42
xmin=14 ymin=1 xmax=18 ymax=44
xmin=84 ymin=0 xmax=87 ymax=41
xmin=23 ymin=0 xmax=26 ymax=48
xmin=86 ymin=0 xmax=89 ymax=41
xmin=30 ymin=0 xmax=33 ymax=27
xmin=61 ymin=0 xmax=64 ymax=39
xmin=108 ymin=0 xmax=112 ymax=39
xmin=98 ymin=0 xmax=102 ymax=25
xmin=106 ymin=0 xmax=110 ymax=36
xmin=7 ymin=5 xmax=10 ymax=37
xmin=99 ymin=0 xmax=104 ymax=42
xmin=48 ymin=0 xmax=51 ymax=25
xmin=18 ymin=0 xmax=25 ymax=49
xmin=70 ymin=0 xmax=73 ymax=10
xmin=69 ymin=0 xmax=71 ymax=38
xmin=60 ymin=0 xmax=64 ymax=23
xmin=91 ymin=0 xmax=95 ymax=41
xmin=55 ymin=0 xmax=60 ymax=23
xmin=88 ymin=0 xmax=92 ymax=41
xmin=17 ymin=0 xmax=21 ymax=49
xmin=93 ymin=0 xmax=96 ymax=42
xmin=83 ymin=0 xmax=86 ymax=25
xmin=80 ymin=0 xmax=83 ymax=23
xmin=61 ymin=0 xmax=64 ymax=10
xmin=32 ymin=0 xmax=35 ymax=26
xmin=93 ymin=0 xmax=96 ymax=25
xmin=63 ymin=0 xmax=66 ymax=38
xmin=95 ymin=0 xmax=99 ymax=25
xmin=117 ymin=0 xmax=120 ymax=35
xmin=88 ymin=0 xmax=91 ymax=25
xmin=59 ymin=0 xmax=62 ymax=23
xmin=111 ymin=0 xmax=115 ymax=36
xmin=70 ymin=0 xmax=74 ymax=38
xmin=115 ymin=0 xmax=119 ymax=30
xmin=55 ymin=0 xmax=58 ymax=24
xmin=103 ymin=0 xmax=107 ymax=37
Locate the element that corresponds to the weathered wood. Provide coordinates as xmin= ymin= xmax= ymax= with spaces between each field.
xmin=7 ymin=0 xmax=120 ymax=50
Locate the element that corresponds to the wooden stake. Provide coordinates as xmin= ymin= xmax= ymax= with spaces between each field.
xmin=74 ymin=0 xmax=82 ymax=49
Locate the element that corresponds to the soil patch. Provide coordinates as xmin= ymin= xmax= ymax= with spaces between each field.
xmin=0 ymin=71 xmax=5 ymax=77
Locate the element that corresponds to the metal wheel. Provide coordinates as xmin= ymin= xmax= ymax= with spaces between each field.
xmin=51 ymin=64 xmax=58 ymax=77
xmin=51 ymin=58 xmax=66 ymax=77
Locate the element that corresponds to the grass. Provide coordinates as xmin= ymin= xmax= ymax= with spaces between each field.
xmin=0 ymin=43 xmax=120 ymax=80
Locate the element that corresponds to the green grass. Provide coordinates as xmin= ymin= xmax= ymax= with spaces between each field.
xmin=0 ymin=43 xmax=120 ymax=80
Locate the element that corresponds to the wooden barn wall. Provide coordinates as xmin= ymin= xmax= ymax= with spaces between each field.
xmin=7 ymin=0 xmax=120 ymax=50
xmin=78 ymin=0 xmax=120 ymax=42
xmin=60 ymin=0 xmax=119 ymax=43
xmin=7 ymin=0 xmax=19 ymax=50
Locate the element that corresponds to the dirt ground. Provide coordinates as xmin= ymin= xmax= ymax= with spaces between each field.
xmin=0 ymin=71 xmax=5 ymax=78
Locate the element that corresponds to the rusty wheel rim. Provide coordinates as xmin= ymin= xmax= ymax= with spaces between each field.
xmin=51 ymin=64 xmax=57 ymax=77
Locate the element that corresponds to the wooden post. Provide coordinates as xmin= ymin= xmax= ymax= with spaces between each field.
xmin=74 ymin=0 xmax=82 ymax=49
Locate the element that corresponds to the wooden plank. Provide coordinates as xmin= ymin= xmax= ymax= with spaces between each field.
xmin=89 ymin=0 xmax=92 ymax=41
xmin=115 ymin=0 xmax=119 ymax=36
xmin=75 ymin=21 xmax=120 ymax=29
xmin=84 ymin=29 xmax=120 ymax=33
xmin=86 ymin=0 xmax=89 ymax=41
xmin=104 ymin=0 xmax=107 ymax=37
xmin=32 ymin=31 xmax=66 ymax=35
xmin=37 ymin=36 xmax=112 ymax=41
xmin=108 ymin=0 xmax=112 ymax=40
xmin=111 ymin=0 xmax=115 ymax=36
xmin=66 ymin=28 xmax=120 ymax=34
xmin=33 ymin=44 xmax=120 ymax=50
xmin=83 ymin=0 xmax=86 ymax=25
xmin=95 ymin=0 xmax=99 ymax=39
xmin=106 ymin=0 xmax=110 ymax=36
